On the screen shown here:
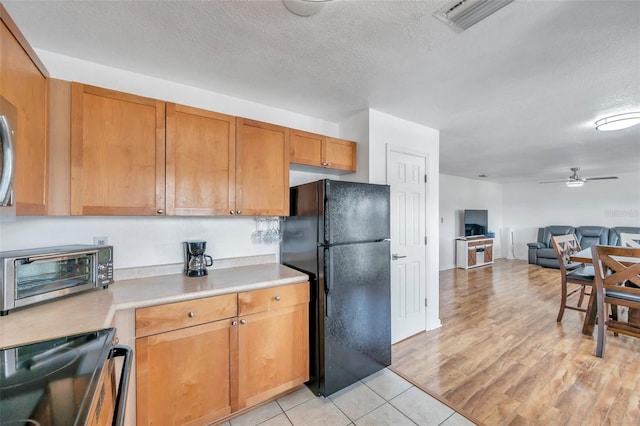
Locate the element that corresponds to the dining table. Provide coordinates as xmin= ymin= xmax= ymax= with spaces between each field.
xmin=570 ymin=246 xmax=640 ymax=335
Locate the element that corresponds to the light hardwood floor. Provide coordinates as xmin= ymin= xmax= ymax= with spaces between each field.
xmin=391 ymin=259 xmax=640 ymax=425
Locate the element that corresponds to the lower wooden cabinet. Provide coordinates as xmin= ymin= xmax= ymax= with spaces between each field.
xmin=136 ymin=320 xmax=234 ymax=425
xmin=134 ymin=282 xmax=309 ymax=425
xmin=236 ymin=299 xmax=309 ymax=410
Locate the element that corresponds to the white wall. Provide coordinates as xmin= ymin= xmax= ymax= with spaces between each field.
xmin=503 ymin=170 xmax=640 ymax=259
xmin=0 ymin=216 xmax=274 ymax=268
xmin=439 ymin=174 xmax=504 ymax=270
xmin=367 ymin=109 xmax=441 ymax=331
xmin=338 ymin=109 xmax=370 ymax=183
xmin=38 ymin=51 xmax=339 ymax=135
xmin=0 ymin=51 xmax=343 ymax=267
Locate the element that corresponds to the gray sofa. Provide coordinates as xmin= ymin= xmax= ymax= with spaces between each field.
xmin=527 ymin=225 xmax=640 ymax=268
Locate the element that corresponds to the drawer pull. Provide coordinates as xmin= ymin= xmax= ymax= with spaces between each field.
xmin=274 ymin=296 xmax=281 ymax=301
xmin=232 ymin=320 xmax=238 ymax=326
xmin=240 ymin=319 xmax=247 ymax=325
xmin=188 ymin=312 xmax=195 ymax=318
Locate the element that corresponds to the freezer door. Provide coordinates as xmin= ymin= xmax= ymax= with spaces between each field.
xmin=320 ymin=240 xmax=391 ymax=396
xmin=281 ymin=181 xmax=320 ymax=275
xmin=321 ymin=180 xmax=390 ymax=245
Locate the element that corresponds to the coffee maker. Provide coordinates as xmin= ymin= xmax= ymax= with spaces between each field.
xmin=184 ymin=240 xmax=213 ymax=277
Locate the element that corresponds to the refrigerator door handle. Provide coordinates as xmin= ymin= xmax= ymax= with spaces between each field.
xmin=325 ymin=247 xmax=331 ymax=317
xmin=325 ymin=290 xmax=330 ymax=317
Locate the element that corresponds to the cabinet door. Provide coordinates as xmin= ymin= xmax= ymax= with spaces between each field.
xmin=290 ymin=129 xmax=323 ymax=167
xmin=71 ymin=83 xmax=165 ymax=215
xmin=235 ymin=118 xmax=289 ymax=216
xmin=136 ymin=320 xmax=234 ymax=426
xmin=467 ymin=246 xmax=477 ymax=267
xmin=0 ymin=11 xmax=48 ymax=214
xmin=166 ymin=103 xmax=235 ymax=215
xmin=485 ymin=243 xmax=493 ymax=262
xmin=324 ymin=137 xmax=357 ymax=172
xmin=236 ymin=303 xmax=309 ymax=410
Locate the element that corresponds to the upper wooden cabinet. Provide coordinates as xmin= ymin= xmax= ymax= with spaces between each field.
xmin=325 ymin=136 xmax=357 ymax=171
xmin=236 ymin=118 xmax=289 ymax=216
xmin=166 ymin=103 xmax=236 ymax=216
xmin=70 ymin=83 xmax=166 ymax=215
xmin=290 ymin=129 xmax=357 ymax=172
xmin=0 ymin=5 xmax=49 ymax=214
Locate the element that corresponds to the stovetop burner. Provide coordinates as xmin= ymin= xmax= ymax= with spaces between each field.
xmin=0 ymin=329 xmax=115 ymax=425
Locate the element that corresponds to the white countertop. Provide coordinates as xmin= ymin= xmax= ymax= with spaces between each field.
xmin=0 ymin=263 xmax=308 ymax=348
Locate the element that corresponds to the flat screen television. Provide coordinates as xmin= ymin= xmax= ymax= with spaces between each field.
xmin=464 ymin=209 xmax=488 ymax=237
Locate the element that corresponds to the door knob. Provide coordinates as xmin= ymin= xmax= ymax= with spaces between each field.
xmin=392 ymin=254 xmax=407 ymax=260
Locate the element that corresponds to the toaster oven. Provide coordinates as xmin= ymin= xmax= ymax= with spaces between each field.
xmin=0 ymin=244 xmax=114 ymax=315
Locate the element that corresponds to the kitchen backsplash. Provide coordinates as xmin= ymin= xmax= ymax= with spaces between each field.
xmin=0 ymin=216 xmax=277 ymax=269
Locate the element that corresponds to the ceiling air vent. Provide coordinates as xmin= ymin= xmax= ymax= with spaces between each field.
xmin=433 ymin=0 xmax=515 ymax=33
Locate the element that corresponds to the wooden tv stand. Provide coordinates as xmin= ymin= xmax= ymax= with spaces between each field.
xmin=456 ymin=236 xmax=494 ymax=269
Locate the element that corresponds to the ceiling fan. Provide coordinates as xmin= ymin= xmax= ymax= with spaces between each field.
xmin=539 ymin=167 xmax=618 ymax=187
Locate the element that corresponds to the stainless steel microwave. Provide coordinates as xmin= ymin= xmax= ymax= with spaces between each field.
xmin=0 ymin=244 xmax=114 ymax=315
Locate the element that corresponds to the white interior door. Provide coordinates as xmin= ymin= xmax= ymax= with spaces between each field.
xmin=388 ymin=149 xmax=427 ymax=343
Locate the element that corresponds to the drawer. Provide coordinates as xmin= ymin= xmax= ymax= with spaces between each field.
xmin=136 ymin=293 xmax=237 ymax=337
xmin=238 ymin=282 xmax=309 ymax=316
xmin=468 ymin=239 xmax=491 ymax=247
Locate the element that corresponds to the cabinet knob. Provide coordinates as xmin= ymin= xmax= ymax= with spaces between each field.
xmin=274 ymin=296 xmax=281 ymax=301
xmin=188 ymin=311 xmax=195 ymax=318
xmin=326 ymin=163 xmax=332 ymax=167
xmin=236 ymin=210 xmax=242 ymax=215
xmin=240 ymin=319 xmax=247 ymax=325
xmin=156 ymin=209 xmax=164 ymax=215
xmin=230 ymin=210 xmax=235 ymax=215
xmin=231 ymin=320 xmax=238 ymax=326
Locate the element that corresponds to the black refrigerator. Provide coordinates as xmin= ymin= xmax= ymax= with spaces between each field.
xmin=281 ymin=179 xmax=391 ymax=397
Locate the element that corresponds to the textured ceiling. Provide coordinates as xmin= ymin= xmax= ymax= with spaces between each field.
xmin=3 ymin=0 xmax=639 ymax=184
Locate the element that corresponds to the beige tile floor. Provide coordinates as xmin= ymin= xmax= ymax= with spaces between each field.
xmin=217 ymin=368 xmax=476 ymax=426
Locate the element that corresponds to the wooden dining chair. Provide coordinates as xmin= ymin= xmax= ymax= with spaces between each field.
xmin=620 ymin=232 xmax=640 ymax=248
xmin=551 ymin=234 xmax=595 ymax=322
xmin=591 ymin=245 xmax=640 ymax=357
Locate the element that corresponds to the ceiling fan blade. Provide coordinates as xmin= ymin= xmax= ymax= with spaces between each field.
xmin=539 ymin=180 xmax=567 ymax=184
xmin=584 ymin=176 xmax=619 ymax=181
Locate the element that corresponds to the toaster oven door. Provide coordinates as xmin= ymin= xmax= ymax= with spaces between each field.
xmin=13 ymin=252 xmax=98 ymax=307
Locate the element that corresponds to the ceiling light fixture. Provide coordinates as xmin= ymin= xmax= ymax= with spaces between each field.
xmin=433 ymin=0 xmax=515 ymax=33
xmin=565 ymin=180 xmax=585 ymax=188
xmin=595 ymin=112 xmax=640 ymax=131
xmin=283 ymin=0 xmax=333 ymax=17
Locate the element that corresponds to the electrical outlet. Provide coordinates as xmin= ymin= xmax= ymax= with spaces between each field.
xmin=94 ymin=236 xmax=109 ymax=246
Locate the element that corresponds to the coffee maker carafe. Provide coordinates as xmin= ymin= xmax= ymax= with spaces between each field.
xmin=184 ymin=240 xmax=213 ymax=277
